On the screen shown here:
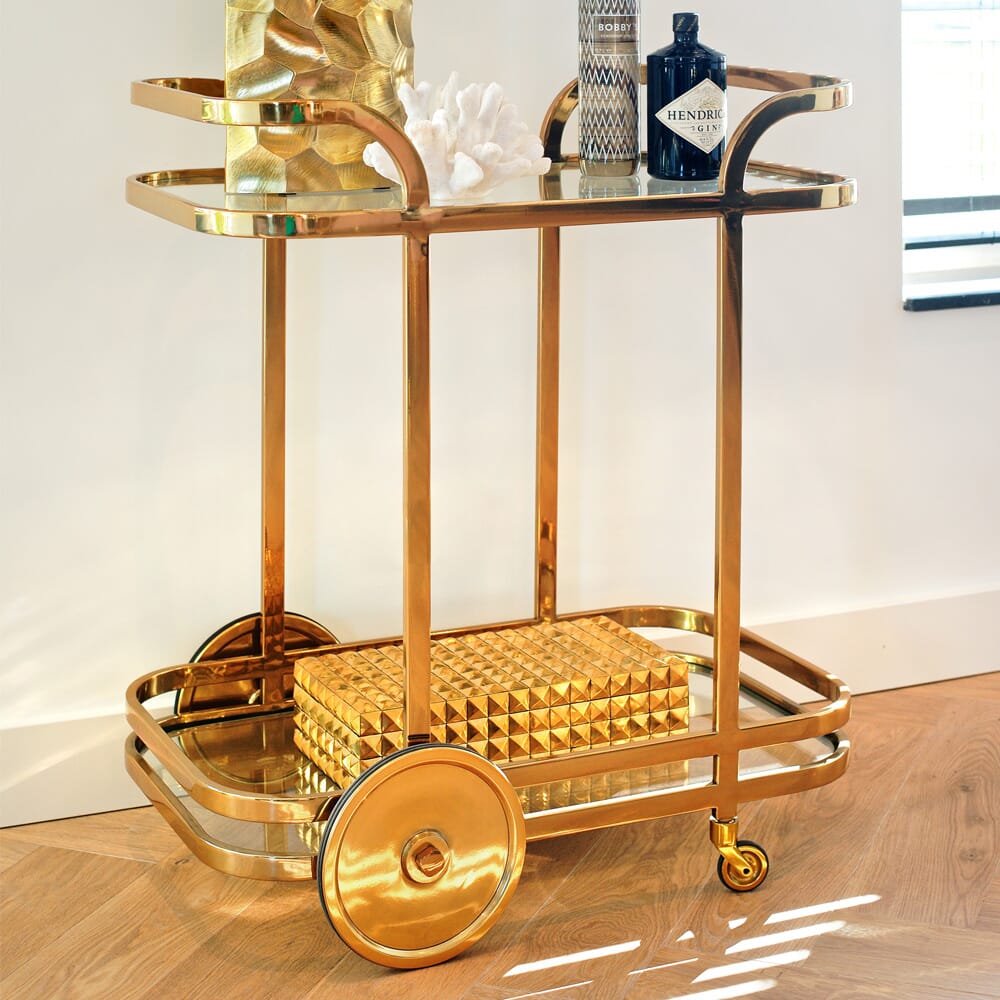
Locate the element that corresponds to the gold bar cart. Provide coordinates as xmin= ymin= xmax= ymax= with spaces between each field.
xmin=125 ymin=66 xmax=855 ymax=969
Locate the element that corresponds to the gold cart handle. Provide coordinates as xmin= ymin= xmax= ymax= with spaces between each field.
xmin=131 ymin=78 xmax=431 ymax=212
xmin=721 ymin=68 xmax=852 ymax=195
xmin=540 ymin=66 xmax=852 ymax=192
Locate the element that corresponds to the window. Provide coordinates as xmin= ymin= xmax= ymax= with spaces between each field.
xmin=901 ymin=1 xmax=999 ymax=309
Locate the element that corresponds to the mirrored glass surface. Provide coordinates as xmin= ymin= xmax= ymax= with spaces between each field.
xmin=140 ymin=663 xmax=835 ymax=857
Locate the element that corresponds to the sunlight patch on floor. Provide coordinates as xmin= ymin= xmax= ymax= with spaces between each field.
xmin=506 ymin=981 xmax=595 ymax=1000
xmin=661 ymin=978 xmax=778 ymax=1000
xmin=725 ymin=920 xmax=846 ymax=955
xmin=504 ymin=940 xmax=641 ymax=977
xmin=693 ymin=949 xmax=811 ymax=983
xmin=764 ymin=894 xmax=881 ymax=925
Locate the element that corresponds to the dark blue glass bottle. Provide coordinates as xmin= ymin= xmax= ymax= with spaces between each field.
xmin=647 ymin=12 xmax=727 ymax=181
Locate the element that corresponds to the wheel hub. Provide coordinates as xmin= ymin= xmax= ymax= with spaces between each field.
xmin=402 ymin=831 xmax=451 ymax=884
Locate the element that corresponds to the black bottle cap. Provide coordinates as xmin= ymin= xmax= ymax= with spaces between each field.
xmin=673 ymin=12 xmax=699 ymax=34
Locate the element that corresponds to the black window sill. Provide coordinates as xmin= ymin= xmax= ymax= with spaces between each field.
xmin=903 ymin=233 xmax=999 ymax=312
xmin=904 ymin=288 xmax=1000 ymax=311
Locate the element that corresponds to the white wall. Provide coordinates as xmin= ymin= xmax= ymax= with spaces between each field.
xmin=2 ymin=1 xmax=997 ymax=826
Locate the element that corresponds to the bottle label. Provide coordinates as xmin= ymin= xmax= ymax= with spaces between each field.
xmin=654 ymin=78 xmax=727 ymax=153
xmin=591 ymin=14 xmax=638 ymax=49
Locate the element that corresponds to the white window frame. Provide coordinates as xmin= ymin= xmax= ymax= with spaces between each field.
xmin=901 ymin=0 xmax=999 ymax=309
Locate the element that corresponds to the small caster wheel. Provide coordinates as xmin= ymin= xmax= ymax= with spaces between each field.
xmin=318 ymin=743 xmax=526 ymax=969
xmin=717 ymin=840 xmax=769 ymax=892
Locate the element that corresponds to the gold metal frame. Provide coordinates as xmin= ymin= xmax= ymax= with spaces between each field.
xmin=125 ymin=65 xmax=855 ymax=906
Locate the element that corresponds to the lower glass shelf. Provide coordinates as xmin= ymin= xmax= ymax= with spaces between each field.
xmin=137 ymin=664 xmax=837 ymax=875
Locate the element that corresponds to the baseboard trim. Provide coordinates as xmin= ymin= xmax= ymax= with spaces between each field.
xmin=751 ymin=589 xmax=1000 ymax=696
xmin=3 ymin=590 xmax=997 ymax=827
xmin=0 ymin=715 xmax=147 ymax=829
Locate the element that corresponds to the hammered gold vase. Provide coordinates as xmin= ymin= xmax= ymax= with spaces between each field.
xmin=225 ymin=0 xmax=414 ymax=194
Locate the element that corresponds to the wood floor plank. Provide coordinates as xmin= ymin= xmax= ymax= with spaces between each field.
xmin=650 ymin=688 xmax=927 ymax=965
xmin=134 ymin=881 xmax=345 ymax=1000
xmin=300 ymin=831 xmax=606 ymax=1000
xmin=851 ymin=704 xmax=999 ymax=929
xmin=615 ymin=680 xmax=993 ymax=996
xmin=904 ymin=674 xmax=1000 ymax=720
xmin=0 ymin=835 xmax=37 ymax=874
xmin=1 ymin=846 xmax=149 ymax=978
xmin=452 ymin=812 xmax=713 ymax=1000
xmin=769 ymin=918 xmax=1000 ymax=999
xmin=0 ymin=848 xmax=272 ymax=1000
xmin=1 ymin=677 xmax=997 ymax=998
xmin=2 ymin=807 xmax=179 ymax=865
xmin=974 ymin=867 xmax=1000 ymax=933
xmin=928 ymin=672 xmax=1000 ymax=703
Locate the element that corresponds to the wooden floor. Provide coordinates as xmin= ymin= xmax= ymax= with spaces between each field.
xmin=2 ymin=674 xmax=998 ymax=999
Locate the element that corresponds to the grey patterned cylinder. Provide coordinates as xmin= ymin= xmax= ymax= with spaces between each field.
xmin=578 ymin=0 xmax=640 ymax=176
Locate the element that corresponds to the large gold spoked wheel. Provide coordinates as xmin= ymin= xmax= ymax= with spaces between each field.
xmin=317 ymin=743 xmax=526 ymax=969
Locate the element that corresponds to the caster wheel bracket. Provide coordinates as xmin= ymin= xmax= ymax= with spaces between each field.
xmin=710 ymin=816 xmax=753 ymax=876
xmin=711 ymin=815 xmax=770 ymax=892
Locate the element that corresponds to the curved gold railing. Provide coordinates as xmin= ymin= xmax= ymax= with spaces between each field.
xmin=130 ymin=77 xmax=431 ymax=213
xmin=126 ymin=603 xmax=850 ymax=829
xmin=722 ymin=67 xmax=851 ymax=195
xmin=540 ymin=66 xmax=853 ymax=201
xmin=127 ymin=72 xmax=855 ymax=238
xmin=127 ymin=668 xmax=334 ymax=825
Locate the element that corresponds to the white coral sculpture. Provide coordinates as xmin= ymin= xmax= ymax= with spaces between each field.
xmin=363 ymin=73 xmax=552 ymax=203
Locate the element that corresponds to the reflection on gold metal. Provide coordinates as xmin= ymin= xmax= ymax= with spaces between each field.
xmin=131 ymin=78 xmax=431 ymax=211
xmin=402 ymin=830 xmax=451 ymax=884
xmin=536 ymin=226 xmax=560 ymax=622
xmin=128 ymin=69 xmax=855 ymax=239
xmin=294 ymin=616 xmax=689 ymax=784
xmin=125 ymin=56 xmax=855 ymax=961
xmin=224 ymin=0 xmax=413 ymax=193
xmin=126 ymin=630 xmax=850 ymax=877
xmin=318 ymin=744 xmax=525 ymax=968
xmin=261 ymin=239 xmax=288 ymax=682
xmin=125 ymin=736 xmax=318 ymax=880
xmin=177 ymin=613 xmax=337 ymax=714
xmin=721 ymin=842 xmax=768 ymax=891
xmin=710 ymin=814 xmax=744 ymax=867
xmin=176 ymin=711 xmax=306 ymax=794
xmin=125 ymin=605 xmax=851 ymax=830
xmin=519 ymin=757 xmax=696 ymax=815
xmin=403 ymin=233 xmax=433 ymax=743
xmin=710 ymin=814 xmax=769 ymax=891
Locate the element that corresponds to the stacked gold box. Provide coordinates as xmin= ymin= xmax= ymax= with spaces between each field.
xmin=293 ymin=615 xmax=689 ymax=787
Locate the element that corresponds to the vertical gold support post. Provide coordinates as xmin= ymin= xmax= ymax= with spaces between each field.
xmin=261 ymin=239 xmax=287 ymax=695
xmin=536 ymin=227 xmax=561 ymax=623
xmin=713 ymin=211 xmax=744 ymax=818
xmin=403 ymin=234 xmax=432 ymax=743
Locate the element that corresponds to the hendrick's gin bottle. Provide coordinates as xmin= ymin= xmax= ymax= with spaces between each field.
xmin=647 ymin=12 xmax=727 ymax=181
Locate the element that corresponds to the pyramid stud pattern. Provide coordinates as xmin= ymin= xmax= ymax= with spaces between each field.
xmin=293 ymin=615 xmax=690 ymax=788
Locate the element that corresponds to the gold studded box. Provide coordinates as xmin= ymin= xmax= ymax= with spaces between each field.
xmin=225 ymin=0 xmax=414 ymax=193
xmin=293 ymin=615 xmax=689 ymax=786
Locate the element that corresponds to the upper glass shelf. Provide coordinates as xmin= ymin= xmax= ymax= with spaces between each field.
xmin=128 ymin=161 xmax=855 ymax=240
xmin=127 ymin=71 xmax=855 ymax=240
